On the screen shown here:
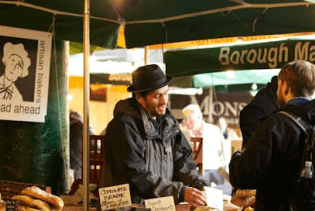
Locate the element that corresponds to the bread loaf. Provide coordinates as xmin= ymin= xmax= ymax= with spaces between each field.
xmin=230 ymin=196 xmax=245 ymax=207
xmin=234 ymin=189 xmax=256 ymax=198
xmin=12 ymin=195 xmax=51 ymax=211
xmin=231 ymin=196 xmax=255 ymax=209
xmin=18 ymin=205 xmax=42 ymax=211
xmin=243 ymin=196 xmax=255 ymax=209
xmin=21 ymin=186 xmax=64 ymax=210
xmin=194 ymin=206 xmax=214 ymax=211
xmin=0 ymin=203 xmax=42 ymax=211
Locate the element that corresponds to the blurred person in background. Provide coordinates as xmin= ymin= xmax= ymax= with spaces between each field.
xmin=239 ymin=75 xmax=279 ymax=148
xmin=179 ymin=104 xmax=205 ymax=146
xmin=69 ymin=110 xmax=96 ymax=180
xmin=217 ymin=116 xmax=239 ymax=141
xmin=180 ymin=104 xmax=230 ymax=187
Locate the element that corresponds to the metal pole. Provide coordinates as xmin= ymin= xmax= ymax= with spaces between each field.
xmin=144 ymin=46 xmax=148 ymax=65
xmin=83 ymin=0 xmax=90 ymax=210
xmin=209 ymin=87 xmax=213 ymax=123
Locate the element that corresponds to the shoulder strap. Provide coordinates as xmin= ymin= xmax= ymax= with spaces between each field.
xmin=278 ymin=111 xmax=311 ymax=181
xmin=278 ymin=111 xmax=315 ymax=149
xmin=278 ymin=111 xmax=309 ymax=136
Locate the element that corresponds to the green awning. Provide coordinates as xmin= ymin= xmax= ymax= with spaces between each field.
xmin=2 ymin=1 xmax=315 ymax=49
xmin=169 ymin=69 xmax=279 ymax=88
xmin=165 ymin=38 xmax=315 ymax=77
xmin=90 ymin=73 xmax=131 ymax=85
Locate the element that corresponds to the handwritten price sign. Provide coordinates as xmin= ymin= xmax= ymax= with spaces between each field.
xmin=99 ymin=184 xmax=132 ymax=210
xmin=145 ymin=196 xmax=175 ymax=211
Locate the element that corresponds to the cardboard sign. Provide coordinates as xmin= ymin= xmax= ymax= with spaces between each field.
xmin=99 ymin=184 xmax=132 ymax=210
xmin=145 ymin=196 xmax=175 ymax=211
xmin=204 ymin=187 xmax=223 ymax=211
xmin=6 ymin=199 xmax=19 ymax=211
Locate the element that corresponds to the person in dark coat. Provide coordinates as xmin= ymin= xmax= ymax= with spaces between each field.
xmin=239 ymin=75 xmax=279 ymax=148
xmin=70 ymin=110 xmax=96 ymax=180
xmin=99 ymin=64 xmax=209 ymax=207
xmin=229 ymin=60 xmax=315 ymax=211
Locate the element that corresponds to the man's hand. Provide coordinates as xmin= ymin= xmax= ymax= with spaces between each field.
xmin=184 ymin=187 xmax=207 ymax=207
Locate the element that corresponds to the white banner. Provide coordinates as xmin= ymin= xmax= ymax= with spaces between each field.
xmin=0 ymin=25 xmax=52 ymax=122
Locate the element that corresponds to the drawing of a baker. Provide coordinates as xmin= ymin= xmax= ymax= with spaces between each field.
xmin=0 ymin=42 xmax=31 ymax=101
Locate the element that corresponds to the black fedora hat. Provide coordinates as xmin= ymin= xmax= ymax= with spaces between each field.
xmin=127 ymin=64 xmax=173 ymax=92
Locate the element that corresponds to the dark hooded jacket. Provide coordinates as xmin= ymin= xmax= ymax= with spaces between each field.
xmin=229 ymin=98 xmax=315 ymax=211
xmin=240 ymin=76 xmax=279 ymax=148
xmin=99 ymin=98 xmax=208 ymax=204
xmin=70 ymin=111 xmax=84 ymax=180
xmin=69 ymin=111 xmax=95 ymax=180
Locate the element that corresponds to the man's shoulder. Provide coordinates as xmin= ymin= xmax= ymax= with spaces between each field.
xmin=110 ymin=111 xmax=139 ymax=126
xmin=240 ymin=102 xmax=265 ymax=114
xmin=260 ymin=111 xmax=298 ymax=131
xmin=106 ymin=110 xmax=140 ymax=134
xmin=105 ymin=114 xmax=143 ymax=141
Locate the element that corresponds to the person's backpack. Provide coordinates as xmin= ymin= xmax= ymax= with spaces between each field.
xmin=278 ymin=111 xmax=315 ymax=211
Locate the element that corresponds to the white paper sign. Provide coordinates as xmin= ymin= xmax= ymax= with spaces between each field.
xmin=99 ymin=184 xmax=132 ymax=210
xmin=145 ymin=196 xmax=175 ymax=211
xmin=0 ymin=25 xmax=52 ymax=122
xmin=205 ymin=187 xmax=223 ymax=211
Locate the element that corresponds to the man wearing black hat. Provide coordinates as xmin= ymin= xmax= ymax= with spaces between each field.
xmin=99 ymin=64 xmax=209 ymax=207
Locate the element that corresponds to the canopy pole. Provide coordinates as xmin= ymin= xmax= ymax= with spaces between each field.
xmin=83 ymin=0 xmax=90 ymax=211
xmin=208 ymin=87 xmax=213 ymax=123
xmin=144 ymin=46 xmax=149 ymax=65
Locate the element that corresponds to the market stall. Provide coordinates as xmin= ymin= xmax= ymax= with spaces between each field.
xmin=2 ymin=1 xmax=315 ymax=211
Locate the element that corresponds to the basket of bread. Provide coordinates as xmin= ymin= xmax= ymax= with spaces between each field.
xmin=0 ymin=186 xmax=64 ymax=211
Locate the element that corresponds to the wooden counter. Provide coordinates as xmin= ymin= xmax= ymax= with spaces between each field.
xmin=62 ymin=203 xmax=191 ymax=211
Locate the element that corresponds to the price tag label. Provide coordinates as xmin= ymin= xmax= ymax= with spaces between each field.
xmin=6 ymin=199 xmax=19 ymax=211
xmin=98 ymin=184 xmax=132 ymax=210
xmin=145 ymin=196 xmax=175 ymax=211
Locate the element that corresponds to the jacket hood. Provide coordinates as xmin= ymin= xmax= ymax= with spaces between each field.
xmin=113 ymin=98 xmax=142 ymax=120
xmin=70 ymin=111 xmax=83 ymax=126
xmin=70 ymin=111 xmax=96 ymax=134
xmin=248 ymin=75 xmax=279 ymax=111
xmin=267 ymin=75 xmax=279 ymax=109
xmin=270 ymin=75 xmax=278 ymax=94
xmin=283 ymin=99 xmax=315 ymax=125
xmin=113 ymin=98 xmax=179 ymax=139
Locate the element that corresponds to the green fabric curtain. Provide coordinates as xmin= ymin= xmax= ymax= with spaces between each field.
xmin=0 ymin=40 xmax=68 ymax=195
